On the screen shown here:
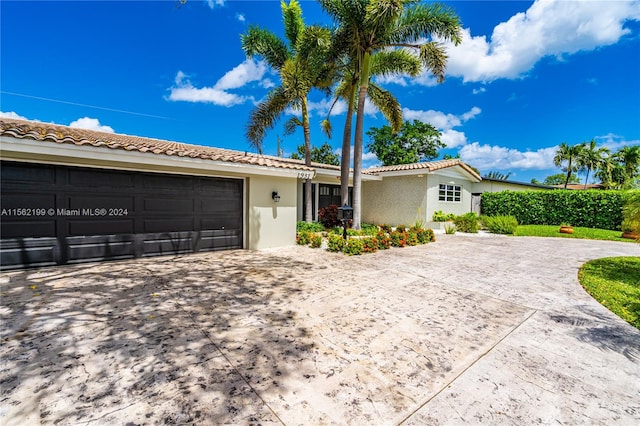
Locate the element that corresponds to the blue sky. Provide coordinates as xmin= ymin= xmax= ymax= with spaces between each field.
xmin=2 ymin=0 xmax=639 ymax=183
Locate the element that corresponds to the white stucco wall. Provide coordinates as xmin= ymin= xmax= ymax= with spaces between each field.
xmin=425 ymin=174 xmax=473 ymax=221
xmin=246 ymin=176 xmax=298 ymax=250
xmin=362 ymin=175 xmax=428 ymax=226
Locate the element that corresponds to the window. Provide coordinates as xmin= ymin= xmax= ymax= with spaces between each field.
xmin=439 ymin=184 xmax=461 ymax=202
xmin=332 ymin=187 xmax=340 ymax=196
xmin=319 ymin=186 xmax=330 ymax=196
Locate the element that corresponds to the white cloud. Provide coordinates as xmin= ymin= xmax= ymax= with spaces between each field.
xmin=595 ymin=133 xmax=640 ymax=152
xmin=401 ymin=106 xmax=481 ymax=149
xmin=69 ymin=117 xmax=114 ymax=133
xmin=214 ymin=59 xmax=268 ymax=90
xmin=168 ymin=59 xmax=270 ymax=107
xmin=440 ymin=129 xmax=468 ymax=148
xmin=236 ymin=13 xmax=245 ymax=22
xmin=206 ymin=0 xmax=225 ymax=9
xmin=443 ymin=0 xmax=640 ymax=82
xmin=472 ymin=87 xmax=486 ymax=95
xmin=459 ymin=142 xmax=557 ymax=171
xmin=0 ymin=111 xmax=28 ymax=120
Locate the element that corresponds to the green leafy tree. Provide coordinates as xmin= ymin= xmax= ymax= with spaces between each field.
xmin=483 ymin=171 xmax=512 ymax=181
xmin=577 ymin=139 xmax=609 ymax=189
xmin=366 ymin=120 xmax=444 ymax=166
xmin=241 ymin=0 xmax=335 ymax=222
xmin=291 ymin=142 xmax=340 ymax=166
xmin=554 ymin=142 xmax=585 ymax=189
xmin=530 ymin=178 xmax=541 ymax=184
xmin=319 ymin=0 xmax=462 ymax=229
xmin=543 ymin=173 xmax=580 ymax=186
xmin=443 ymin=153 xmax=460 ymax=160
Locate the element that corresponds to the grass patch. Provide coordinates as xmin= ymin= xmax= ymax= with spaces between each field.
xmin=578 ymin=257 xmax=640 ymax=330
xmin=514 ymin=225 xmax=634 ymax=242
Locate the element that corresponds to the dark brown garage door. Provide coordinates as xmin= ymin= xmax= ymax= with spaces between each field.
xmin=0 ymin=161 xmax=243 ymax=269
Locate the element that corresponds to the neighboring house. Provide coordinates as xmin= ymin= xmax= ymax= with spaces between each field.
xmin=553 ymin=183 xmax=605 ymax=190
xmin=0 ymin=118 xmax=312 ymax=269
xmin=361 ymin=160 xmax=482 ymax=226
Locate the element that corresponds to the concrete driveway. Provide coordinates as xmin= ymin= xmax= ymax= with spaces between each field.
xmin=1 ymin=235 xmax=639 ymax=425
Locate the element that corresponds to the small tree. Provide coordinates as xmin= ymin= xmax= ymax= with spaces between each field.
xmin=554 ymin=142 xmax=585 ymax=188
xmin=291 ymin=142 xmax=340 ymax=166
xmin=366 ymin=120 xmax=445 ymax=166
xmin=543 ymin=173 xmax=580 ymax=186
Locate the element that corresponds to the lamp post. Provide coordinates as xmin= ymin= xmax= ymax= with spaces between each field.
xmin=337 ymin=204 xmax=353 ymax=240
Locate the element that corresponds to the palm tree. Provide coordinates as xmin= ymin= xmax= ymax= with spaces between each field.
xmin=577 ymin=139 xmax=609 ymax=189
xmin=483 ymin=171 xmax=512 ymax=181
xmin=554 ymin=142 xmax=585 ymax=189
xmin=319 ymin=0 xmax=462 ymax=229
xmin=322 ymin=49 xmax=422 ymax=206
xmin=615 ymin=145 xmax=640 ymax=184
xmin=241 ymin=0 xmax=334 ymax=222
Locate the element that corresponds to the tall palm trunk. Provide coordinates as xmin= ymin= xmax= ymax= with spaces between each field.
xmin=340 ymin=82 xmax=357 ymax=206
xmin=564 ymin=157 xmax=573 ymax=189
xmin=583 ymin=168 xmax=590 ymax=189
xmin=352 ymin=51 xmax=372 ymax=230
xmin=302 ymin=97 xmax=313 ymax=222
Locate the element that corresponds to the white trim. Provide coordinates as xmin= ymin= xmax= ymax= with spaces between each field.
xmin=0 ymin=136 xmax=308 ymax=179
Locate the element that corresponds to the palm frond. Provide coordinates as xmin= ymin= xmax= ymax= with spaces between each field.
xmin=241 ymin=26 xmax=290 ymax=70
xmin=367 ymin=83 xmax=402 ymax=132
xmin=391 ymin=3 xmax=462 ymax=45
xmin=245 ymin=87 xmax=291 ymax=153
xmin=419 ymin=42 xmax=448 ymax=83
xmin=321 ymin=118 xmax=333 ymax=139
xmin=282 ymin=0 xmax=304 ymax=49
xmin=283 ymin=117 xmax=303 ymax=136
xmin=371 ymin=49 xmax=421 ymax=77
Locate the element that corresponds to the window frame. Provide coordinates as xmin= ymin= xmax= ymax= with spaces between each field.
xmin=438 ymin=183 xmax=462 ymax=203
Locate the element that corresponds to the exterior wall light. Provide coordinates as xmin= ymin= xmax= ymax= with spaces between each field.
xmin=272 ymin=191 xmax=281 ymax=203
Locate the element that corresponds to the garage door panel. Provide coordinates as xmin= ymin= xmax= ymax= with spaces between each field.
xmin=0 ymin=237 xmax=57 ymax=268
xmin=143 ymin=197 xmax=194 ymax=213
xmin=1 ymin=163 xmax=56 ymax=185
xmin=66 ymin=236 xmax=135 ymax=262
xmin=67 ymin=196 xmax=135 ymax=211
xmin=199 ymin=230 xmax=241 ymax=250
xmin=142 ymin=232 xmax=194 ymax=256
xmin=142 ymin=174 xmax=194 ymax=192
xmin=1 ymin=193 xmax=56 ymax=210
xmin=1 ymin=161 xmax=243 ymax=269
xmin=68 ymin=219 xmax=135 ymax=236
xmin=142 ymin=218 xmax=195 ymax=233
xmin=68 ymin=169 xmax=135 ymax=189
xmin=1 ymin=220 xmax=56 ymax=238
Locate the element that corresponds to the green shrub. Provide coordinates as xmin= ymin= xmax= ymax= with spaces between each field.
xmin=296 ymin=230 xmax=312 ymax=245
xmin=360 ymin=223 xmax=379 ymax=236
xmin=453 ymin=212 xmax=479 ymax=233
xmin=310 ymin=234 xmax=323 ymax=248
xmin=396 ymin=224 xmax=407 ymax=233
xmin=416 ymin=228 xmax=435 ymax=243
xmin=379 ymin=224 xmax=392 ymax=233
xmin=389 ymin=231 xmax=408 ymax=247
xmin=444 ymin=224 xmax=456 ymax=234
xmin=327 ymin=234 xmax=346 ymax=252
xmin=406 ymin=231 xmax=419 ymax=246
xmin=376 ymin=231 xmax=391 ymax=249
xmin=484 ymin=215 xmax=519 ymax=234
xmin=433 ymin=210 xmax=456 ymax=222
xmin=343 ymin=238 xmax=364 ymax=255
xmin=296 ymin=221 xmax=325 ymax=232
xmin=362 ymin=237 xmax=378 ymax=253
xmin=481 ymin=190 xmax=626 ymax=230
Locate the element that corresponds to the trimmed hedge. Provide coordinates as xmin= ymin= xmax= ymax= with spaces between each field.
xmin=481 ymin=190 xmax=626 ymax=231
